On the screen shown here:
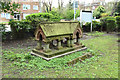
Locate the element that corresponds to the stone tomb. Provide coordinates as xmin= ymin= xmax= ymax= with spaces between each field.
xmin=31 ymin=22 xmax=87 ymax=60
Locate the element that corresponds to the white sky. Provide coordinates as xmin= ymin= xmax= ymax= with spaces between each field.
xmin=51 ymin=0 xmax=115 ymax=8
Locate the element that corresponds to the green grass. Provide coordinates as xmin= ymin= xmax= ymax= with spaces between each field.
xmin=81 ymin=35 xmax=118 ymax=78
xmin=0 ymin=22 xmax=9 ymax=24
xmin=2 ymin=34 xmax=118 ymax=78
xmin=87 ymin=31 xmax=105 ymax=36
xmin=2 ymin=49 xmax=94 ymax=71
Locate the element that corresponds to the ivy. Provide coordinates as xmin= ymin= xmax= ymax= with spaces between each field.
xmin=0 ymin=1 xmax=21 ymax=15
xmin=2 ymin=49 xmax=95 ymax=71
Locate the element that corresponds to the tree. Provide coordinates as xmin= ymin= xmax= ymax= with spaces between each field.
xmin=0 ymin=0 xmax=21 ymax=15
xmin=113 ymin=1 xmax=120 ymax=16
xmin=75 ymin=10 xmax=80 ymax=18
xmin=42 ymin=0 xmax=53 ymax=12
xmin=42 ymin=0 xmax=49 ymax=12
xmin=57 ymin=0 xmax=64 ymax=16
xmin=93 ymin=6 xmax=106 ymax=19
xmin=49 ymin=0 xmax=52 ymax=11
xmin=68 ymin=0 xmax=73 ymax=10
xmin=58 ymin=0 xmax=64 ymax=10
xmin=64 ymin=9 xmax=74 ymax=20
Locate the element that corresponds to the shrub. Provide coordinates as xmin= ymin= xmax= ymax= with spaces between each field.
xmin=25 ymin=12 xmax=61 ymax=28
xmin=116 ymin=16 xmax=120 ymax=31
xmin=106 ymin=18 xmax=116 ymax=33
xmin=83 ymin=22 xmax=91 ymax=32
xmin=26 ymin=13 xmax=53 ymax=22
xmin=92 ymin=21 xmax=101 ymax=31
xmin=9 ymin=19 xmax=32 ymax=39
xmin=49 ymin=10 xmax=62 ymax=21
xmin=0 ymin=24 xmax=6 ymax=40
xmin=83 ymin=21 xmax=101 ymax=32
xmin=93 ymin=6 xmax=106 ymax=19
xmin=100 ymin=17 xmax=107 ymax=31
xmin=9 ymin=19 xmax=32 ymax=32
xmin=63 ymin=9 xmax=74 ymax=20
xmin=75 ymin=10 xmax=80 ymax=18
xmin=100 ymin=16 xmax=116 ymax=32
xmin=101 ymin=13 xmax=109 ymax=17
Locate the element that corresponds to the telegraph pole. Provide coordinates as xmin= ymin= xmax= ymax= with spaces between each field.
xmin=39 ymin=0 xmax=42 ymax=12
xmin=74 ymin=0 xmax=76 ymax=21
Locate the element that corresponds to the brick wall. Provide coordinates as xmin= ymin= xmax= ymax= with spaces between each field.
xmin=0 ymin=0 xmax=40 ymax=23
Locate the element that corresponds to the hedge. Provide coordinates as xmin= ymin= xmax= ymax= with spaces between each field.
xmin=100 ymin=16 xmax=116 ymax=32
xmin=0 ymin=24 xmax=6 ymax=40
xmin=116 ymin=16 xmax=120 ymax=31
xmin=83 ymin=22 xmax=91 ymax=32
xmin=25 ymin=13 xmax=61 ymax=28
xmin=100 ymin=17 xmax=107 ymax=31
xmin=9 ymin=19 xmax=32 ymax=39
xmin=92 ymin=21 xmax=101 ymax=31
xmin=26 ymin=13 xmax=53 ymax=22
xmin=83 ymin=21 xmax=101 ymax=32
xmin=49 ymin=10 xmax=62 ymax=21
xmin=106 ymin=19 xmax=116 ymax=33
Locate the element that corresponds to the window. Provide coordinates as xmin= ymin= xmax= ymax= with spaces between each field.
xmin=33 ymin=5 xmax=38 ymax=10
xmin=100 ymin=2 xmax=102 ymax=5
xmin=104 ymin=3 xmax=105 ymax=5
xmin=1 ymin=13 xmax=5 ymax=18
xmin=14 ymin=14 xmax=17 ymax=18
xmin=14 ymin=13 xmax=20 ymax=20
xmin=23 ymin=4 xmax=30 ymax=10
xmin=23 ymin=4 xmax=26 ymax=10
xmin=1 ymin=13 xmax=10 ymax=19
xmin=23 ymin=0 xmax=27 ymax=1
xmin=27 ymin=5 xmax=30 ymax=9
xmin=23 ymin=13 xmax=30 ymax=19
xmin=6 ymin=13 xmax=10 ymax=19
xmin=33 ymin=0 xmax=38 ymax=2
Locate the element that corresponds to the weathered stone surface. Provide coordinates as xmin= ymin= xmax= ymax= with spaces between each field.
xmin=35 ymin=22 xmax=82 ymax=42
xmin=31 ymin=46 xmax=87 ymax=60
xmin=67 ymin=52 xmax=93 ymax=66
xmin=32 ymin=22 xmax=85 ymax=60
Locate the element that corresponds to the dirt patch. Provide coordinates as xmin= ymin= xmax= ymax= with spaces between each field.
xmin=2 ymin=32 xmax=119 ymax=50
xmin=2 ymin=38 xmax=37 ymax=50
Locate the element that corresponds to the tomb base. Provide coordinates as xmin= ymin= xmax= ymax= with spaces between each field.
xmin=31 ymin=45 xmax=87 ymax=60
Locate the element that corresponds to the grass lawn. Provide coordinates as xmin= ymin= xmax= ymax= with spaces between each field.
xmin=0 ymin=22 xmax=9 ymax=24
xmin=87 ymin=31 xmax=105 ymax=36
xmin=2 ymin=33 xmax=118 ymax=78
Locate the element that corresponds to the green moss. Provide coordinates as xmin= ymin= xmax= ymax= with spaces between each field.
xmin=32 ymin=45 xmax=84 ymax=58
xmin=45 ymin=35 xmax=71 ymax=42
xmin=39 ymin=22 xmax=80 ymax=37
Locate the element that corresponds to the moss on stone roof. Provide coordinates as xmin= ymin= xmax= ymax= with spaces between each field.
xmin=38 ymin=22 xmax=80 ymax=37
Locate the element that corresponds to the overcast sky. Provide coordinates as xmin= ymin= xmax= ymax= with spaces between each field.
xmin=51 ymin=0 xmax=115 ymax=8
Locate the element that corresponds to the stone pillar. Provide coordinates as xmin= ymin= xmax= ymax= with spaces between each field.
xmin=43 ymin=42 xmax=51 ymax=52
xmin=57 ymin=40 xmax=63 ymax=49
xmin=36 ymin=41 xmax=42 ymax=50
xmin=78 ymin=38 xmax=81 ymax=45
xmin=73 ymin=38 xmax=76 ymax=43
xmin=70 ymin=39 xmax=74 ymax=47
xmin=67 ymin=39 xmax=71 ymax=47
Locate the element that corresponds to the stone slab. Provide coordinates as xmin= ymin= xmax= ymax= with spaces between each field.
xmin=31 ymin=47 xmax=87 ymax=60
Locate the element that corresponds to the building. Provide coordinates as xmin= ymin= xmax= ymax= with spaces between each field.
xmin=91 ymin=0 xmax=106 ymax=9
xmin=0 ymin=0 xmax=41 ymax=23
xmin=105 ymin=0 xmax=119 ymax=14
xmin=79 ymin=0 xmax=106 ymax=11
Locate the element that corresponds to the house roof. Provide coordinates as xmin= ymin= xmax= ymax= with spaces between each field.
xmin=38 ymin=22 xmax=80 ymax=37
